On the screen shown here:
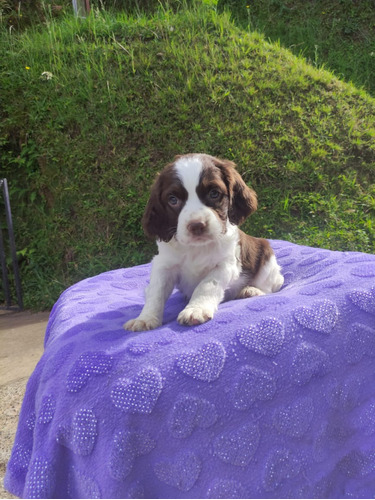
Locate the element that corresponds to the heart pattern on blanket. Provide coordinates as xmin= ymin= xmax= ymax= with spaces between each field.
xmin=237 ymin=317 xmax=285 ymax=357
xmin=299 ymin=279 xmax=344 ymax=296
xmin=192 ymin=321 xmax=216 ymax=333
xmin=291 ymin=342 xmax=330 ymax=386
xmin=207 ymin=479 xmax=247 ymax=499
xmin=298 ymin=252 xmax=330 ymax=267
xmin=345 ymin=254 xmax=375 ymax=264
xmin=8 ymin=444 xmax=32 ymax=475
xmin=325 ymin=376 xmax=362 ymax=411
xmin=111 ymin=280 xmax=140 ymax=291
xmin=231 ymin=365 xmax=277 ymax=410
xmin=338 ymin=450 xmax=375 ymax=478
xmin=357 ymin=400 xmax=375 ymax=436
xmin=345 ymin=322 xmax=375 ymax=364
xmin=168 ymin=394 xmax=217 ymax=438
xmin=42 ymin=343 xmax=75 ymax=381
xmin=24 ymin=457 xmax=55 ymax=499
xmin=111 ymin=368 xmax=163 ymax=414
xmin=350 ymin=264 xmax=375 ymax=278
xmin=56 ymin=408 xmax=98 ymax=456
xmin=176 ymin=341 xmax=226 ymax=382
xmin=126 ymin=482 xmax=145 ymax=499
xmin=263 ymin=449 xmax=301 ymax=492
xmin=26 ymin=413 xmax=36 ymax=431
xmin=293 ymin=299 xmax=338 ymax=333
xmin=275 ymin=246 xmax=293 ymax=258
xmin=154 ymin=451 xmax=201 ymax=492
xmin=109 ymin=430 xmax=155 ymax=480
xmin=347 ymin=287 xmax=375 ymax=315
xmin=273 ymin=397 xmax=314 ymax=438
xmin=313 ymin=423 xmax=339 ymax=463
xmin=37 ymin=395 xmax=56 ymax=424
xmin=246 ymin=296 xmax=289 ymax=313
xmin=66 ymin=351 xmax=114 ymax=392
xmin=213 ymin=422 xmax=260 ymax=466
xmin=301 ymin=260 xmax=338 ymax=279
xmin=126 ymin=342 xmax=152 ymax=356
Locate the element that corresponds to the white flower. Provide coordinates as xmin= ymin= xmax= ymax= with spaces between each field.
xmin=41 ymin=71 xmax=54 ymax=80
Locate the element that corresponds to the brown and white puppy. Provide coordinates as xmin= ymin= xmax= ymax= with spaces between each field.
xmin=124 ymin=153 xmax=284 ymax=331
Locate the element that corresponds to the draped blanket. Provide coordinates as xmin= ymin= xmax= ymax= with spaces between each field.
xmin=5 ymin=240 xmax=375 ymax=499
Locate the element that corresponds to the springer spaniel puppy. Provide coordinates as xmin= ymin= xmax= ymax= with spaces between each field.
xmin=124 ymin=153 xmax=284 ymax=331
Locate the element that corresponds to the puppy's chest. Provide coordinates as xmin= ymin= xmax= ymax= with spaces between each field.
xmin=176 ymin=247 xmax=240 ymax=298
xmin=177 ymin=258 xmax=213 ymax=298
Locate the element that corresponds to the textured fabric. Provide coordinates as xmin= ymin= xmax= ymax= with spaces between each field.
xmin=5 ymin=240 xmax=375 ymax=499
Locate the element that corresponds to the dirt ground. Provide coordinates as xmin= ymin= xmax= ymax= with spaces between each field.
xmin=0 ymin=310 xmax=50 ymax=499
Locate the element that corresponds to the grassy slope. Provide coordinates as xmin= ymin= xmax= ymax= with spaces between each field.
xmin=218 ymin=0 xmax=375 ymax=96
xmin=1 ymin=3 xmax=375 ymax=309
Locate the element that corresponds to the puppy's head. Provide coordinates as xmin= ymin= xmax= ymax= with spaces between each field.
xmin=142 ymin=153 xmax=257 ymax=245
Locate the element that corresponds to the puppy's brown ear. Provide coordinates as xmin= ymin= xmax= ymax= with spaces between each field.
xmin=215 ymin=158 xmax=257 ymax=225
xmin=141 ymin=170 xmax=176 ymax=242
xmin=229 ymin=168 xmax=258 ymax=225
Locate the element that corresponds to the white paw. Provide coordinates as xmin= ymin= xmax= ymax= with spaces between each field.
xmin=177 ymin=305 xmax=214 ymax=326
xmin=124 ymin=316 xmax=161 ymax=332
xmin=236 ymin=286 xmax=266 ymax=299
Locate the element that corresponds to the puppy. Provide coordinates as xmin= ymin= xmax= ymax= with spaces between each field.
xmin=124 ymin=153 xmax=284 ymax=331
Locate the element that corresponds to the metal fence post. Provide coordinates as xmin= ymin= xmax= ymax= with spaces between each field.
xmin=0 ymin=179 xmax=23 ymax=310
xmin=72 ymin=0 xmax=91 ymax=18
xmin=0 ymin=225 xmax=11 ymax=308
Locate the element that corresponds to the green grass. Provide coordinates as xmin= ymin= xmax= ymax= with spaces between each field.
xmin=0 ymin=1 xmax=374 ymax=309
xmin=218 ymin=0 xmax=375 ymax=96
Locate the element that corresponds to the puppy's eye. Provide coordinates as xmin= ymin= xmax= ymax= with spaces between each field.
xmin=209 ymin=189 xmax=220 ymax=200
xmin=168 ymin=195 xmax=179 ymax=206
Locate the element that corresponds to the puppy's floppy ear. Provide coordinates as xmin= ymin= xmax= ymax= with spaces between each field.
xmin=214 ymin=158 xmax=257 ymax=225
xmin=141 ymin=170 xmax=176 ymax=242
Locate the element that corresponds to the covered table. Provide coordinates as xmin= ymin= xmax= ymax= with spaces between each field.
xmin=5 ymin=240 xmax=375 ymax=498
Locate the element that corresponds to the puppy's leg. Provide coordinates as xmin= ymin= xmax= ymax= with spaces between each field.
xmin=178 ymin=265 xmax=233 ymax=326
xmin=233 ymin=255 xmax=284 ymax=301
xmin=124 ymin=257 xmax=176 ymax=332
xmin=251 ymin=254 xmax=284 ymax=294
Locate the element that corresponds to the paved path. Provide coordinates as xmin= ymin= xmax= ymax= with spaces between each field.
xmin=0 ymin=311 xmax=50 ymax=499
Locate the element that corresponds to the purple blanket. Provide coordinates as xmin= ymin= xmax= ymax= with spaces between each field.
xmin=5 ymin=240 xmax=375 ymax=499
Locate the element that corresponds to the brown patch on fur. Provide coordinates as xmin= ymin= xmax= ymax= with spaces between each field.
xmin=238 ymin=229 xmax=274 ymax=278
xmin=142 ymin=163 xmax=187 ymax=242
xmin=196 ymin=162 xmax=229 ymax=229
xmin=200 ymin=155 xmax=257 ymax=225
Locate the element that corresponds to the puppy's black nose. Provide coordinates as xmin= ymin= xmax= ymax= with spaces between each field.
xmin=187 ymin=221 xmax=207 ymax=236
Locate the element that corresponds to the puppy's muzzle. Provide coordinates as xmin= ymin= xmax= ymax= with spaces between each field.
xmin=187 ymin=220 xmax=207 ymax=236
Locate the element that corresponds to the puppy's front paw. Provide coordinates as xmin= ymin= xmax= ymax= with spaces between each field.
xmin=124 ymin=316 xmax=161 ymax=332
xmin=236 ymin=286 xmax=265 ymax=299
xmin=178 ymin=305 xmax=214 ymax=326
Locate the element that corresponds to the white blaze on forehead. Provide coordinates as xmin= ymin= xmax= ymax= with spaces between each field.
xmin=174 ymin=155 xmax=228 ymax=245
xmin=174 ymin=156 xmax=204 ymax=196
